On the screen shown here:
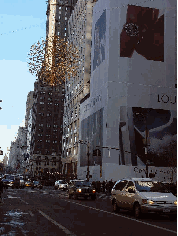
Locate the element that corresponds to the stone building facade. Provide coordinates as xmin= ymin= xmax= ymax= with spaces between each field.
xmin=62 ymin=0 xmax=97 ymax=178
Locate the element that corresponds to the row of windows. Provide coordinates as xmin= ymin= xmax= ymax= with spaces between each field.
xmin=40 ymin=102 xmax=59 ymax=105
xmin=39 ymin=124 xmax=58 ymax=128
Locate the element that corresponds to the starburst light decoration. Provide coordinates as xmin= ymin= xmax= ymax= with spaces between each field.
xmin=27 ymin=35 xmax=79 ymax=86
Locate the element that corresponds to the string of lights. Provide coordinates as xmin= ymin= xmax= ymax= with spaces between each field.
xmin=0 ymin=22 xmax=45 ymax=36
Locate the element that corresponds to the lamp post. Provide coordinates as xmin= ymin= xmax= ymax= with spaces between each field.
xmin=135 ymin=109 xmax=151 ymax=178
xmin=78 ymin=140 xmax=90 ymax=181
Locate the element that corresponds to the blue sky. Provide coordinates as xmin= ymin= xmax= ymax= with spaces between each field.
xmin=0 ymin=0 xmax=47 ymax=161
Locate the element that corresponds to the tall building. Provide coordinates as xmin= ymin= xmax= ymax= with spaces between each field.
xmin=8 ymin=126 xmax=27 ymax=174
xmin=29 ymin=0 xmax=79 ymax=178
xmin=46 ymin=0 xmax=78 ymax=39
xmin=3 ymin=154 xmax=8 ymax=167
xmin=62 ymin=0 xmax=97 ymax=178
xmin=78 ymin=0 xmax=177 ymax=182
xmin=25 ymin=91 xmax=34 ymax=127
xmin=30 ymin=81 xmax=64 ymax=177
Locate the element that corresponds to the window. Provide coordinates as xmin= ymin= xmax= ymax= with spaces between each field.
xmin=114 ymin=181 xmax=128 ymax=191
xmin=125 ymin=181 xmax=135 ymax=192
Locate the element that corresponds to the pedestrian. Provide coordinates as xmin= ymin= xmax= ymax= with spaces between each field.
xmin=102 ymin=181 xmax=106 ymax=193
xmin=0 ymin=178 xmax=3 ymax=203
xmin=98 ymin=181 xmax=101 ymax=193
xmin=109 ymin=179 xmax=114 ymax=194
xmin=105 ymin=180 xmax=109 ymax=194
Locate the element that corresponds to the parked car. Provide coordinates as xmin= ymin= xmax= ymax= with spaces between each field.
xmin=54 ymin=180 xmax=68 ymax=190
xmin=68 ymin=180 xmax=96 ymax=200
xmin=3 ymin=175 xmax=20 ymax=189
xmin=2 ymin=178 xmax=10 ymax=188
xmin=19 ymin=176 xmax=25 ymax=189
xmin=31 ymin=181 xmax=43 ymax=189
xmin=111 ymin=178 xmax=177 ymax=220
xmin=25 ymin=181 xmax=32 ymax=187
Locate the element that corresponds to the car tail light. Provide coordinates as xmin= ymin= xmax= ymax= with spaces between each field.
xmin=92 ymin=189 xmax=96 ymax=193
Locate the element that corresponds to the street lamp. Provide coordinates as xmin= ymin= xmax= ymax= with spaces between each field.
xmin=78 ymin=140 xmax=90 ymax=181
xmin=135 ymin=109 xmax=151 ymax=177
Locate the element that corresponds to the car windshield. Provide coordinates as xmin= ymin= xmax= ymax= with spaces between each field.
xmin=74 ymin=181 xmax=91 ymax=187
xmin=135 ymin=181 xmax=170 ymax=193
xmin=59 ymin=180 xmax=66 ymax=184
xmin=6 ymin=175 xmax=15 ymax=180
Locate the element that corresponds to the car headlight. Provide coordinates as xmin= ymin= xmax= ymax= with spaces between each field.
xmin=148 ymin=200 xmax=154 ymax=205
xmin=174 ymin=201 xmax=177 ymax=205
xmin=77 ymin=188 xmax=82 ymax=193
xmin=92 ymin=189 xmax=96 ymax=193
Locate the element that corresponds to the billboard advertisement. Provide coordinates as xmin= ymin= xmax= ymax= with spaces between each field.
xmin=120 ymin=107 xmax=177 ymax=167
xmin=120 ymin=4 xmax=164 ymax=62
xmin=93 ymin=10 xmax=106 ymax=71
xmin=80 ymin=108 xmax=103 ymax=167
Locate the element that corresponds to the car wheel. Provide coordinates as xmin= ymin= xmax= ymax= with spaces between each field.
xmin=134 ymin=203 xmax=141 ymax=218
xmin=113 ymin=200 xmax=120 ymax=213
xmin=74 ymin=194 xmax=78 ymax=200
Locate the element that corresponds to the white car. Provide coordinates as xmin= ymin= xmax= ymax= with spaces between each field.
xmin=111 ymin=178 xmax=177 ymax=220
xmin=54 ymin=180 xmax=68 ymax=190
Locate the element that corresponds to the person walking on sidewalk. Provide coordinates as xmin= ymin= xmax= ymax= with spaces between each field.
xmin=0 ymin=178 xmax=3 ymax=203
xmin=109 ymin=179 xmax=114 ymax=194
xmin=102 ymin=181 xmax=106 ymax=193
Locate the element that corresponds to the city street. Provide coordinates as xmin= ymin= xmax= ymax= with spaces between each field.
xmin=0 ymin=187 xmax=176 ymax=236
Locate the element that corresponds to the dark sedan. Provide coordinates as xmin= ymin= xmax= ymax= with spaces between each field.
xmin=68 ymin=180 xmax=96 ymax=200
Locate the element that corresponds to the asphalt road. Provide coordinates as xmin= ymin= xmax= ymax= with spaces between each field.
xmin=0 ymin=187 xmax=177 ymax=236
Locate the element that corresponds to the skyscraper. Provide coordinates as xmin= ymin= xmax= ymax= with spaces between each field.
xmin=29 ymin=0 xmax=78 ymax=178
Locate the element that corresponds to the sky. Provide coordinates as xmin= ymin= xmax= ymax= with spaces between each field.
xmin=0 ymin=0 xmax=47 ymax=162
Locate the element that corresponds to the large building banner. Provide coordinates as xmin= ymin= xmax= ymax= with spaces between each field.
xmin=80 ymin=108 xmax=103 ymax=167
xmin=93 ymin=10 xmax=106 ymax=71
xmin=120 ymin=4 xmax=164 ymax=62
xmin=127 ymin=107 xmax=177 ymax=167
